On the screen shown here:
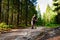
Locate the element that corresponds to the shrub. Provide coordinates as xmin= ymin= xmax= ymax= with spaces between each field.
xmin=0 ymin=22 xmax=13 ymax=31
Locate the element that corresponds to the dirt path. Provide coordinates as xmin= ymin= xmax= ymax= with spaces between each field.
xmin=1 ymin=27 xmax=60 ymax=40
xmin=0 ymin=27 xmax=45 ymax=40
xmin=36 ymin=27 xmax=60 ymax=40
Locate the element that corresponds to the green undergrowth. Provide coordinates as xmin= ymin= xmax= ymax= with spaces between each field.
xmin=0 ymin=22 xmax=13 ymax=31
xmin=45 ymin=23 xmax=60 ymax=28
xmin=18 ymin=24 xmax=31 ymax=28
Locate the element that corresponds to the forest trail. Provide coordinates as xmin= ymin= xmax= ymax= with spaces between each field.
xmin=0 ymin=27 xmax=46 ymax=40
xmin=0 ymin=27 xmax=60 ymax=40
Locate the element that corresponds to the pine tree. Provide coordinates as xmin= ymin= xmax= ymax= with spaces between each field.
xmin=0 ymin=0 xmax=37 ymax=27
xmin=53 ymin=0 xmax=60 ymax=24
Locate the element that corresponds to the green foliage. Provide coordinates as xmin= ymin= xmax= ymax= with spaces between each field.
xmin=0 ymin=22 xmax=13 ymax=29
xmin=8 ymin=25 xmax=14 ymax=28
xmin=45 ymin=23 xmax=60 ymax=28
xmin=43 ymin=5 xmax=57 ymax=24
xmin=18 ymin=24 xmax=31 ymax=28
xmin=53 ymin=0 xmax=60 ymax=24
xmin=41 ymin=4 xmax=60 ymax=28
xmin=36 ymin=5 xmax=43 ymax=26
xmin=0 ymin=0 xmax=37 ymax=27
xmin=36 ymin=17 xmax=43 ymax=26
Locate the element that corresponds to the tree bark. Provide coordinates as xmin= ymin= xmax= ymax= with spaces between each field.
xmin=6 ymin=0 xmax=9 ymax=25
xmin=0 ymin=0 xmax=2 ymax=23
xmin=25 ymin=0 xmax=28 ymax=26
xmin=17 ymin=0 xmax=20 ymax=26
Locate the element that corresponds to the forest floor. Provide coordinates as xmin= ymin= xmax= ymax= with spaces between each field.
xmin=0 ymin=26 xmax=60 ymax=40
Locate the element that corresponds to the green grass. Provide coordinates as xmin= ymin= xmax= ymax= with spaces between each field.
xmin=45 ymin=23 xmax=60 ymax=28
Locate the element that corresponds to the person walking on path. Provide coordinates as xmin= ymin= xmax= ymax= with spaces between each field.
xmin=31 ymin=14 xmax=37 ymax=29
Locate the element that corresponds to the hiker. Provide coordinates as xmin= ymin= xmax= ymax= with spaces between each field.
xmin=31 ymin=14 xmax=37 ymax=29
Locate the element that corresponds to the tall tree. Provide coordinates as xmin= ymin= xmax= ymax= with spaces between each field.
xmin=16 ymin=0 xmax=21 ymax=26
xmin=0 ymin=0 xmax=2 ymax=22
xmin=6 ymin=0 xmax=9 ymax=24
xmin=25 ymin=0 xmax=28 ymax=26
xmin=25 ymin=0 xmax=37 ymax=26
xmin=53 ymin=0 xmax=60 ymax=24
xmin=0 ymin=0 xmax=37 ymax=27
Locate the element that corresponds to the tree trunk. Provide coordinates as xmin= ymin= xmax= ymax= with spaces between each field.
xmin=0 ymin=0 xmax=2 ymax=23
xmin=25 ymin=0 xmax=28 ymax=26
xmin=17 ymin=0 xmax=20 ymax=26
xmin=6 ymin=0 xmax=9 ymax=25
